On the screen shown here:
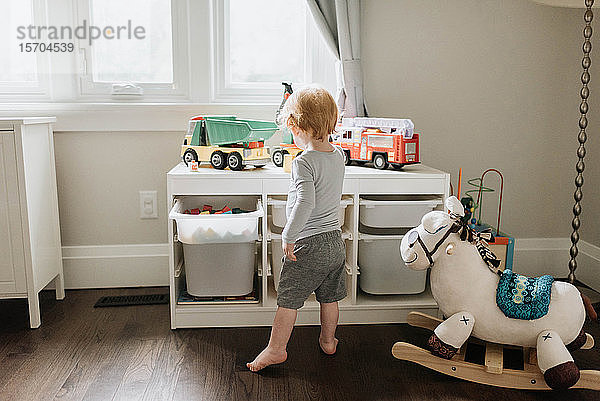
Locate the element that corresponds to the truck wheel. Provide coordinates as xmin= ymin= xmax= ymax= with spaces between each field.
xmin=210 ymin=151 xmax=227 ymax=170
xmin=183 ymin=149 xmax=198 ymax=166
xmin=392 ymin=163 xmax=405 ymax=170
xmin=373 ymin=154 xmax=388 ymax=170
xmin=272 ymin=149 xmax=284 ymax=167
xmin=343 ymin=150 xmax=351 ymax=166
xmin=227 ymin=152 xmax=244 ymax=171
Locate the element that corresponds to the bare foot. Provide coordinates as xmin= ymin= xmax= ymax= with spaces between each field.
xmin=246 ymin=346 xmax=287 ymax=372
xmin=319 ymin=337 xmax=338 ymax=355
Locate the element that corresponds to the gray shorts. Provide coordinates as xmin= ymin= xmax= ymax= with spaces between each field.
xmin=277 ymin=230 xmax=347 ymax=310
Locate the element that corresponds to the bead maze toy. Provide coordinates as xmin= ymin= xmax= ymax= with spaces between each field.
xmin=181 ymin=116 xmax=278 ymax=171
xmin=459 ymin=169 xmax=514 ymax=271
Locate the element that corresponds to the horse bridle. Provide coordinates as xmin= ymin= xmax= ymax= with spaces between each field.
xmin=406 ymin=223 xmax=461 ymax=267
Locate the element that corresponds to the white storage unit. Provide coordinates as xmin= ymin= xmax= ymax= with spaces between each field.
xmin=167 ymin=163 xmax=449 ymax=328
xmin=358 ymin=234 xmax=427 ymax=295
xmin=0 ymin=118 xmax=64 ymax=328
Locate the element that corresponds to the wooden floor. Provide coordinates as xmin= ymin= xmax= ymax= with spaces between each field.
xmin=1 ymin=288 xmax=599 ymax=401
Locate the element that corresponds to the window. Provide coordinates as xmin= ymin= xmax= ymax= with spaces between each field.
xmin=212 ymin=0 xmax=337 ymax=102
xmin=0 ymin=0 xmax=336 ymax=104
xmin=0 ymin=0 xmax=48 ymax=96
xmin=75 ymin=0 xmax=189 ymax=99
xmin=229 ymin=0 xmax=305 ymax=84
xmin=368 ymin=135 xmax=394 ymax=148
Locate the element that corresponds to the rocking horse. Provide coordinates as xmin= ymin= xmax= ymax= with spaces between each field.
xmin=392 ymin=0 xmax=599 ymax=391
xmin=392 ymin=196 xmax=599 ymax=390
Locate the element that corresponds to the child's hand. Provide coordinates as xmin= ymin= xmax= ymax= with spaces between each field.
xmin=282 ymin=241 xmax=297 ymax=261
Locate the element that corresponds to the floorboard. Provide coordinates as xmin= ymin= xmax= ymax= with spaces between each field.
xmin=0 ymin=288 xmax=598 ymax=401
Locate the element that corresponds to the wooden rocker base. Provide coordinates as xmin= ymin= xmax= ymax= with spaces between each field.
xmin=392 ymin=312 xmax=600 ymax=391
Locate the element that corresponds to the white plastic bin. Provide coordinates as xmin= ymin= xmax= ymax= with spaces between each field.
xmin=358 ymin=234 xmax=427 ymax=295
xmin=359 ymin=195 xmax=441 ymax=228
xmin=269 ymin=196 xmax=353 ymax=229
xmin=169 ymin=196 xmax=263 ymax=297
xmin=271 ymin=237 xmax=284 ymax=291
xmin=170 ymin=197 xmax=263 ymax=244
xmin=183 ymin=242 xmax=256 ymax=297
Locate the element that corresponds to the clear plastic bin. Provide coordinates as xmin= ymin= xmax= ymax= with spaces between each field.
xmin=269 ymin=196 xmax=353 ymax=228
xmin=358 ymin=233 xmax=427 ymax=295
xmin=359 ymin=195 xmax=441 ymax=228
xmin=170 ymin=197 xmax=263 ymax=244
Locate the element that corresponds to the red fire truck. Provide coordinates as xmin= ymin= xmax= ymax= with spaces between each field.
xmin=331 ymin=117 xmax=420 ymax=170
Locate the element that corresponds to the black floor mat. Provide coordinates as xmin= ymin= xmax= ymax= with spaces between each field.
xmin=94 ymin=293 xmax=169 ymax=307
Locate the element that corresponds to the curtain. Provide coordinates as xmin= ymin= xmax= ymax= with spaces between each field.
xmin=306 ymin=0 xmax=365 ymax=118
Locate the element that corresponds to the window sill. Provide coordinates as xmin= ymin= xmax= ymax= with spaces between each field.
xmin=0 ymin=102 xmax=279 ymax=132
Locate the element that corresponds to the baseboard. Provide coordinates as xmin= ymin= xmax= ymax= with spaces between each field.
xmin=578 ymin=240 xmax=600 ymax=292
xmin=61 ymin=244 xmax=169 ymax=289
xmin=512 ymin=238 xmax=599 ymax=291
xmin=58 ymin=239 xmax=600 ymax=290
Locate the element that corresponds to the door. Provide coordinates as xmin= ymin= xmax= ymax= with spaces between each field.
xmin=360 ymin=135 xmax=368 ymax=160
xmin=0 ymin=132 xmax=26 ymax=294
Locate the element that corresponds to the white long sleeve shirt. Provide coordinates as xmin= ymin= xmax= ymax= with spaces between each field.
xmin=281 ymin=146 xmax=345 ymax=243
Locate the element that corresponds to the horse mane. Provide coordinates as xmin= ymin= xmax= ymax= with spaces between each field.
xmin=448 ymin=219 xmax=502 ymax=273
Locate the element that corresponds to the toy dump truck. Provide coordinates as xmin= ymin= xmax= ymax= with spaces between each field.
xmin=181 ymin=116 xmax=278 ymax=171
xmin=270 ymin=127 xmax=304 ymax=167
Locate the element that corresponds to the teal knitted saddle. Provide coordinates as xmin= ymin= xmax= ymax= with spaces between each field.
xmin=496 ymin=269 xmax=554 ymax=320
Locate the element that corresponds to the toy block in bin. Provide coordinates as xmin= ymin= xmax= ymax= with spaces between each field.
xmin=473 ymin=223 xmax=515 ymax=271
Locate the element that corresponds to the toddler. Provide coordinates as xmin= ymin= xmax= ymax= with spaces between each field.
xmin=247 ymin=87 xmax=346 ymax=372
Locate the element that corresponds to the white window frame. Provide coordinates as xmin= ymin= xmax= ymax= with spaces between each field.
xmin=0 ymin=0 xmax=50 ymax=100
xmin=74 ymin=0 xmax=190 ymax=101
xmin=210 ymin=0 xmax=336 ymax=103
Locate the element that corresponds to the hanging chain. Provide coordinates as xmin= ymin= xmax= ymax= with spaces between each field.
xmin=569 ymin=0 xmax=594 ymax=284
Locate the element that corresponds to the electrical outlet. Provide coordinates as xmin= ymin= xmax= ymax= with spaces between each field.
xmin=139 ymin=190 xmax=158 ymax=219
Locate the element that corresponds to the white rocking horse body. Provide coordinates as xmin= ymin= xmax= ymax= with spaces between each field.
xmin=397 ymin=197 xmax=594 ymax=390
xmin=428 ymin=236 xmax=585 ymax=348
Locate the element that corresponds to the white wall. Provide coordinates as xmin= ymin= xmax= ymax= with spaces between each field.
xmin=362 ymin=0 xmax=584 ymax=239
xmin=361 ymin=0 xmax=600 ymax=288
xmin=7 ymin=0 xmax=600 ymax=288
xmin=582 ymin=41 xmax=600 ymax=248
xmin=54 ymin=131 xmax=181 ymax=245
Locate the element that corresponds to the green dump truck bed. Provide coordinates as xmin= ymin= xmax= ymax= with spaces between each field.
xmin=204 ymin=117 xmax=278 ymax=146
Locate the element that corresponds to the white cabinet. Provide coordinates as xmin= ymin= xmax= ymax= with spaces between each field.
xmin=0 ymin=118 xmax=65 ymax=328
xmin=167 ymin=163 xmax=450 ymax=329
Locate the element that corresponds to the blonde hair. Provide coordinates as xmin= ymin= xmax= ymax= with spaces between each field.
xmin=278 ymin=86 xmax=338 ymax=141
